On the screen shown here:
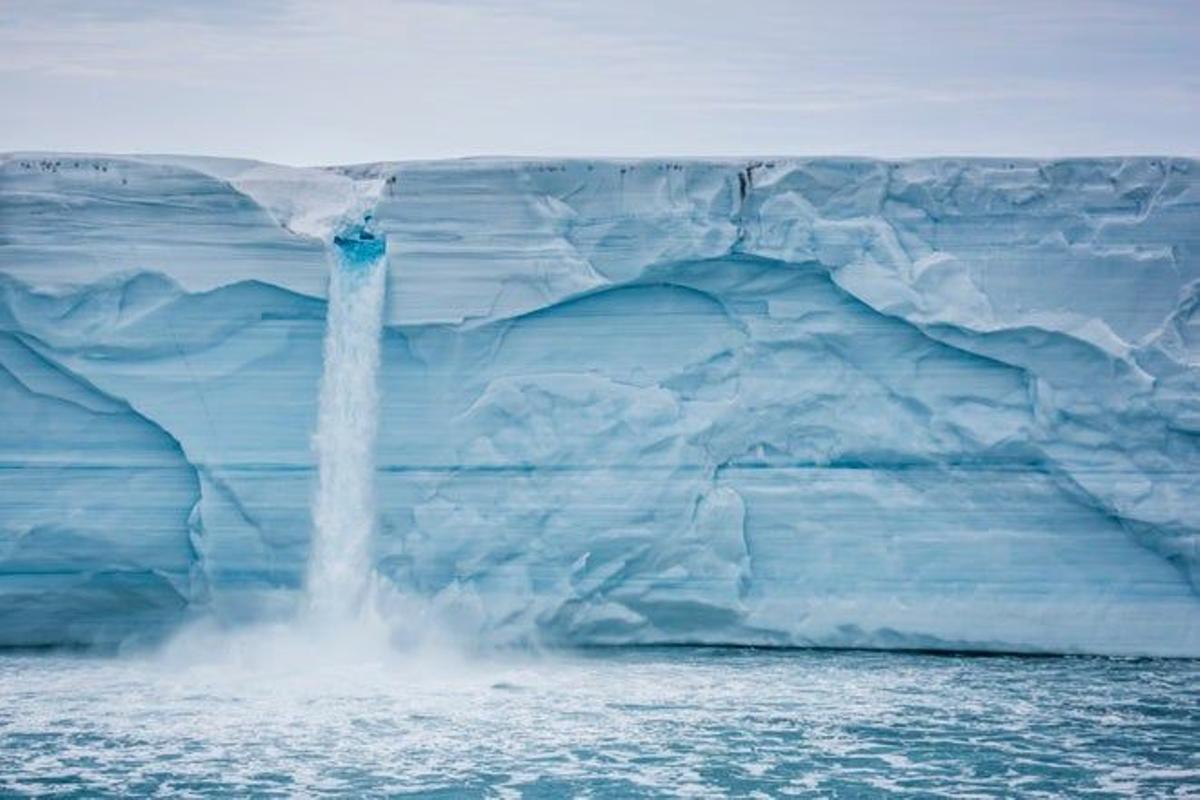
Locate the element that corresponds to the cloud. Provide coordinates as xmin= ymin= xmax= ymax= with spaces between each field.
xmin=0 ymin=0 xmax=1196 ymax=162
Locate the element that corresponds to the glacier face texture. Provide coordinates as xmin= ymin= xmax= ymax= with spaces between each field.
xmin=1 ymin=153 xmax=1199 ymax=654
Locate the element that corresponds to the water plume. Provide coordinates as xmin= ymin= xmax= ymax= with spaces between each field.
xmin=306 ymin=222 xmax=387 ymax=624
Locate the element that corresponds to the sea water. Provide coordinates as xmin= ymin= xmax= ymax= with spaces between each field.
xmin=1 ymin=648 xmax=1196 ymax=797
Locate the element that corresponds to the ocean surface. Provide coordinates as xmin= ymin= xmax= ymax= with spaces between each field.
xmin=1 ymin=644 xmax=1197 ymax=798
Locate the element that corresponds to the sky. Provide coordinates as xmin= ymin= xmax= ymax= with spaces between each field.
xmin=1 ymin=0 xmax=1197 ymax=165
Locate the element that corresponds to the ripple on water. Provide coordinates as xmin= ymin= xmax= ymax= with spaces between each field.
xmin=0 ymin=648 xmax=1197 ymax=797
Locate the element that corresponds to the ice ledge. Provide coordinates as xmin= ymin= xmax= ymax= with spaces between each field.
xmin=1 ymin=151 xmax=384 ymax=244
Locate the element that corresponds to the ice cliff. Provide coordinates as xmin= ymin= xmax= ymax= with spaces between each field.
xmin=2 ymin=153 xmax=1199 ymax=655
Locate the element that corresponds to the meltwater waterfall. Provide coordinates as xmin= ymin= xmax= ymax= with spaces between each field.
xmin=305 ymin=225 xmax=388 ymax=621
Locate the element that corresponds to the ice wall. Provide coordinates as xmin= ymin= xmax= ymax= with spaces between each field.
xmin=1 ymin=153 xmax=1198 ymax=654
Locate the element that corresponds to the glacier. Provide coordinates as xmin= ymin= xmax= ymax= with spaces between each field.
xmin=1 ymin=153 xmax=1198 ymax=655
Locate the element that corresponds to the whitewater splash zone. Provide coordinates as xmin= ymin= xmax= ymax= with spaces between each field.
xmin=2 ymin=648 xmax=1198 ymax=796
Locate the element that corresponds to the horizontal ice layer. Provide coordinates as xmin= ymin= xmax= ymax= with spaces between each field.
xmin=1 ymin=153 xmax=1198 ymax=654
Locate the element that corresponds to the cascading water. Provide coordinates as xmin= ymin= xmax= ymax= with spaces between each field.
xmin=306 ymin=222 xmax=388 ymax=622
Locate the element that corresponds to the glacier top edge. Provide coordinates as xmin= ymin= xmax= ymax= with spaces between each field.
xmin=5 ymin=150 xmax=1199 ymax=171
xmin=1 ymin=152 xmax=384 ymax=243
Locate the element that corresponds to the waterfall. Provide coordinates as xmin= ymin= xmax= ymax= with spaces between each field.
xmin=306 ymin=224 xmax=387 ymax=621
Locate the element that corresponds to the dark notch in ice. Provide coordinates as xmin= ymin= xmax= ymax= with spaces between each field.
xmin=332 ymin=214 xmax=386 ymax=267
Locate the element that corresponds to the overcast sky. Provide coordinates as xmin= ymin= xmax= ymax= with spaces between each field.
xmin=1 ymin=0 xmax=1197 ymax=164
